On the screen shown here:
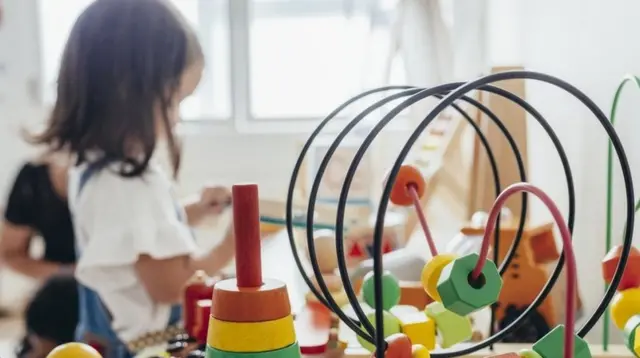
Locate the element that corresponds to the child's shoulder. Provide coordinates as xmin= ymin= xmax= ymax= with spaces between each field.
xmin=69 ymin=161 xmax=174 ymax=206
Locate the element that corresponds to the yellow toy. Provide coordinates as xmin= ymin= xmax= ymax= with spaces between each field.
xmin=46 ymin=342 xmax=103 ymax=358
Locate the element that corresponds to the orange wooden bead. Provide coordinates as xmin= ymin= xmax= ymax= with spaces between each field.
xmin=372 ymin=333 xmax=412 ymax=358
xmin=602 ymin=245 xmax=640 ymax=290
xmin=389 ymin=165 xmax=426 ymax=206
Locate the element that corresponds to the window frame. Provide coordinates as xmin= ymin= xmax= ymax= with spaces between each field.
xmin=37 ymin=0 xmax=408 ymax=135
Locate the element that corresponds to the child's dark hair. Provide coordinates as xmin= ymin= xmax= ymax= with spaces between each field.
xmin=25 ymin=274 xmax=79 ymax=344
xmin=32 ymin=0 xmax=203 ymax=177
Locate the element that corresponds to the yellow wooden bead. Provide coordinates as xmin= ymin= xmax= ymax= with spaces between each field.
xmin=610 ymin=288 xmax=640 ymax=329
xmin=46 ymin=343 xmax=102 ymax=358
xmin=411 ymin=344 xmax=431 ymax=357
xmin=392 ymin=305 xmax=436 ymax=350
xmin=421 ymin=254 xmax=456 ymax=302
xmin=207 ymin=315 xmax=296 ymax=352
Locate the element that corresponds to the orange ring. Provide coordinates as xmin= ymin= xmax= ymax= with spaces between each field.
xmin=390 ymin=165 xmax=426 ymax=206
xmin=211 ymin=278 xmax=291 ymax=322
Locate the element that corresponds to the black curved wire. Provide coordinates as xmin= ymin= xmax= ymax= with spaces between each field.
xmin=367 ymin=71 xmax=633 ymax=357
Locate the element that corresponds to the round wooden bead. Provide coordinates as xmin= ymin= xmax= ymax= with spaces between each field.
xmin=389 ymin=165 xmax=426 ymax=206
xmin=518 ymin=349 xmax=542 ymax=358
xmin=611 ymin=288 xmax=640 ymax=329
xmin=312 ymin=230 xmax=339 ymax=273
xmin=436 ymin=253 xmax=503 ymax=316
xmin=411 ymin=344 xmax=431 ymax=357
xmin=602 ymin=245 xmax=640 ymax=290
xmin=46 ymin=343 xmax=103 ymax=358
xmin=372 ymin=333 xmax=412 ymax=358
xmin=362 ymin=270 xmax=401 ymax=311
xmin=421 ymin=254 xmax=456 ymax=302
xmin=357 ymin=311 xmax=402 ymax=352
xmin=624 ymin=315 xmax=640 ymax=356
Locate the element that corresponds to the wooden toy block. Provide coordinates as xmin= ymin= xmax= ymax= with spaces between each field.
xmin=211 ymin=278 xmax=291 ymax=322
xmin=305 ymin=288 xmax=350 ymax=307
xmin=362 ymin=270 xmax=401 ymax=311
xmin=517 ymin=349 xmax=542 ymax=357
xmin=207 ymin=315 xmax=296 ymax=352
xmin=436 ymin=253 xmax=503 ymax=316
xmin=184 ymin=271 xmax=215 ymax=337
xmin=389 ymin=165 xmax=426 ymax=206
xmin=372 ymin=333 xmax=412 ymax=358
xmin=602 ymin=245 xmax=640 ymax=290
xmin=424 ymin=301 xmax=472 ymax=348
xmin=532 ymin=325 xmax=591 ymax=358
xmin=610 ymin=288 xmax=640 ymax=329
xmin=45 ymin=343 xmax=102 ymax=358
xmin=310 ymin=273 xmax=343 ymax=292
xmin=411 ymin=344 xmax=430 ymax=357
xmin=399 ymin=280 xmax=432 ymax=309
xmin=623 ymin=315 xmax=640 ymax=355
xmin=194 ymin=299 xmax=212 ymax=343
xmin=294 ymin=304 xmax=331 ymax=355
xmin=312 ymin=229 xmax=339 ymax=273
xmin=392 ymin=305 xmax=435 ymax=350
xmin=356 ymin=311 xmax=402 ymax=352
xmin=421 ymin=254 xmax=456 ymax=302
xmin=205 ymin=342 xmax=301 ymax=357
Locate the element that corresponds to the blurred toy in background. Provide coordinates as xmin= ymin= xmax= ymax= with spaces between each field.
xmin=45 ymin=342 xmax=103 ymax=358
xmin=448 ymin=210 xmax=584 ymax=343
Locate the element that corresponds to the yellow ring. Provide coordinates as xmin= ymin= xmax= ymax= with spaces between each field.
xmin=421 ymin=254 xmax=456 ymax=302
xmin=207 ymin=315 xmax=296 ymax=352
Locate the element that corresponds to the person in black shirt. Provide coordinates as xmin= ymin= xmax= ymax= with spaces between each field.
xmin=0 ymin=156 xmax=78 ymax=358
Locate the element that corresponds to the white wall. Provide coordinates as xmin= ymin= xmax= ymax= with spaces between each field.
xmin=491 ymin=0 xmax=640 ymax=344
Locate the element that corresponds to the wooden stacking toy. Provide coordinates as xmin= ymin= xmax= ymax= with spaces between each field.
xmin=206 ymin=184 xmax=302 ymax=358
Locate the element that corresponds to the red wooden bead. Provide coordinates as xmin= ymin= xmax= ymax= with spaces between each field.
xmin=372 ymin=333 xmax=412 ymax=358
xmin=602 ymin=245 xmax=640 ymax=290
xmin=389 ymin=165 xmax=426 ymax=207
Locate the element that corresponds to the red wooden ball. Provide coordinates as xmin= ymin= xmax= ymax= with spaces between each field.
xmin=389 ymin=165 xmax=426 ymax=207
xmin=602 ymin=245 xmax=640 ymax=290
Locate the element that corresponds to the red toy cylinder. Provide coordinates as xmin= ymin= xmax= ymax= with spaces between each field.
xmin=183 ymin=271 xmax=214 ymax=337
xmin=232 ymin=184 xmax=262 ymax=288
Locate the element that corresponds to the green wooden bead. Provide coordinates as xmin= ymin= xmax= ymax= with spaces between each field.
xmin=532 ymin=325 xmax=592 ymax=358
xmin=424 ymin=301 xmax=472 ymax=348
xmin=362 ymin=270 xmax=401 ymax=311
xmin=436 ymin=253 xmax=503 ymax=316
xmin=356 ymin=311 xmax=402 ymax=352
xmin=518 ymin=349 xmax=542 ymax=358
xmin=624 ymin=315 xmax=640 ymax=357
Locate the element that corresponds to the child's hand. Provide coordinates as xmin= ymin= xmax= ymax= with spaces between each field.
xmin=199 ymin=185 xmax=232 ymax=215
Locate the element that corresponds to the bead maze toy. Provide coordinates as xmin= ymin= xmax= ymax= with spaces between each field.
xmin=284 ymin=71 xmax=636 ymax=357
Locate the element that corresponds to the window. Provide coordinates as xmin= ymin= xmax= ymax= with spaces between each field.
xmin=38 ymin=0 xmax=404 ymax=127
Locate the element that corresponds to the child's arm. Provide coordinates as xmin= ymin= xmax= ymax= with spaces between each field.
xmin=183 ymin=186 xmax=231 ymax=226
xmin=135 ymin=224 xmax=236 ymax=304
xmin=0 ymin=222 xmax=69 ymax=280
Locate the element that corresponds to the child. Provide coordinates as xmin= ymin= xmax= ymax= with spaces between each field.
xmin=18 ymin=274 xmax=79 ymax=358
xmin=31 ymin=0 xmax=236 ymax=356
